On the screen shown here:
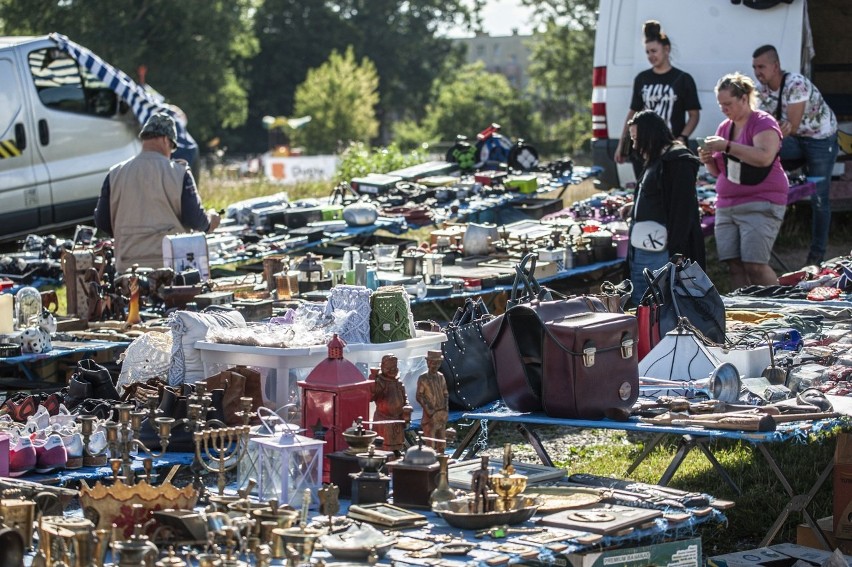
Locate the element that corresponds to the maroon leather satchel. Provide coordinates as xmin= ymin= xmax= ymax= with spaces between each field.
xmin=540 ymin=310 xmax=639 ymax=419
xmin=484 ymin=296 xmax=616 ymax=413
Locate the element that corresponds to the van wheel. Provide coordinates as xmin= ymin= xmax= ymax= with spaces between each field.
xmin=732 ymin=0 xmax=793 ymax=10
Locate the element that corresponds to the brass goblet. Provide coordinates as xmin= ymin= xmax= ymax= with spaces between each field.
xmin=489 ymin=470 xmax=527 ymax=512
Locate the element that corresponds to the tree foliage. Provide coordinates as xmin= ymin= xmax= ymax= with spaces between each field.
xmin=0 ymin=0 xmax=258 ymax=143
xmin=291 ymin=47 xmax=380 ymax=155
xmin=394 ymin=62 xmax=542 ymax=150
xmin=238 ymin=0 xmax=474 ymax=151
xmin=522 ymin=0 xmax=598 ymax=154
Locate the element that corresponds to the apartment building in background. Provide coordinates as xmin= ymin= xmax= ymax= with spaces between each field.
xmin=453 ymin=31 xmax=533 ymax=90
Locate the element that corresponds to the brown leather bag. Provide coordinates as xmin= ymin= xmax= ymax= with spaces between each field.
xmin=484 ymin=296 xmax=611 ymax=412
xmin=541 ymin=311 xmax=639 ymax=419
xmin=204 ymin=370 xmax=247 ymax=426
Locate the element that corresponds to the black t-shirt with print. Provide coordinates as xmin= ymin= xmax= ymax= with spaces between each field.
xmin=630 ymin=67 xmax=701 ymax=137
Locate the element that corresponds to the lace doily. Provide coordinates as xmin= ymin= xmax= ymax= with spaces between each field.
xmin=117 ymin=331 xmax=173 ymax=391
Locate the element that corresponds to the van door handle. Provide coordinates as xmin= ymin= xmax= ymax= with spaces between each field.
xmin=38 ymin=119 xmax=50 ymax=145
xmin=14 ymin=123 xmax=27 ymax=151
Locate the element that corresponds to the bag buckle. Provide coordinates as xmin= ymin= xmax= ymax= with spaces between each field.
xmin=621 ymin=337 xmax=634 ymax=359
xmin=583 ymin=343 xmax=596 ymax=367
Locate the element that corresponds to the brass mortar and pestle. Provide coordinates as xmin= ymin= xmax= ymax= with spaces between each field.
xmin=272 ymin=489 xmax=325 ymax=567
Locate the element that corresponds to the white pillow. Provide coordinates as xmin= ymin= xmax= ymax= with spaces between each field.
xmin=168 ymin=309 xmax=246 ymax=385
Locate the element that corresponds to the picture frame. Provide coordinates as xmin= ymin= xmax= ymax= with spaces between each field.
xmin=446 ymin=460 xmax=565 ymax=490
xmin=347 ymin=503 xmax=426 ymax=527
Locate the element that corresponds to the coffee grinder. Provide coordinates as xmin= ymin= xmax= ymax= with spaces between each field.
xmin=349 ymin=446 xmax=391 ymax=505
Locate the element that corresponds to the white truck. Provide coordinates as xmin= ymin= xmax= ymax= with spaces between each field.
xmin=591 ymin=0 xmax=851 ymax=189
xmin=0 ymin=34 xmax=195 ymax=242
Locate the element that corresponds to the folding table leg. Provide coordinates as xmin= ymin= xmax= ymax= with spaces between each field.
xmin=626 ymin=433 xmax=666 ymax=476
xmin=757 ymin=443 xmax=833 ymax=549
xmin=658 ymin=435 xmax=741 ymax=494
xmin=515 ymin=424 xmax=554 ymax=468
xmin=695 ymin=440 xmax=741 ymax=495
xmin=451 ymin=419 xmax=504 ymax=461
xmin=428 ymin=301 xmax=454 ymax=322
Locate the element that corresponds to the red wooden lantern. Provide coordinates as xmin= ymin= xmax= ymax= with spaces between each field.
xmin=298 ymin=334 xmax=373 ymax=481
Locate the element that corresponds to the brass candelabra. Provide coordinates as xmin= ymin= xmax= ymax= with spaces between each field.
xmin=104 ymin=403 xmax=174 ymax=484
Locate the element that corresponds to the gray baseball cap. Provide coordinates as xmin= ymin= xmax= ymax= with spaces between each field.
xmin=139 ymin=113 xmax=177 ymax=149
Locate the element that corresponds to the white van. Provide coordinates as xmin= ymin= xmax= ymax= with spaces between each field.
xmin=591 ymin=0 xmax=851 ymax=188
xmin=0 ymin=34 xmax=196 ymax=242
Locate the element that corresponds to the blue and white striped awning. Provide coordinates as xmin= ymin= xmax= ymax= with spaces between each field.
xmin=49 ymin=32 xmax=196 ymax=152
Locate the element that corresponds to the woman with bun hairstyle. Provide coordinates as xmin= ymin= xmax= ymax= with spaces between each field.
xmin=615 ymin=20 xmax=701 ymax=178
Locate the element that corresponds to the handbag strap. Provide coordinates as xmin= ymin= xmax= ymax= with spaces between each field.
xmin=510 ymin=252 xmax=539 ymax=303
xmin=641 ymin=266 xmax=667 ymax=306
xmin=451 ymin=297 xmax=489 ymax=327
xmin=509 ymin=252 xmax=560 ymax=306
xmin=668 ymin=260 xmax=685 ymax=321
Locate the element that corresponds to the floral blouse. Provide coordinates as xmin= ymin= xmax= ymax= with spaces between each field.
xmin=757 ymin=72 xmax=837 ymax=139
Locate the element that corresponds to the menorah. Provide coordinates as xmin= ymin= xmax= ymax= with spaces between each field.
xmin=193 ymin=422 xmax=252 ymax=498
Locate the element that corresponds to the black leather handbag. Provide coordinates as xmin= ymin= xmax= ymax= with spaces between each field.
xmin=642 ymin=255 xmax=726 ymax=344
xmin=440 ymin=297 xmax=501 ymax=411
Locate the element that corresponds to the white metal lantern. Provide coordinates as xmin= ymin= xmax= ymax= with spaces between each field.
xmin=248 ymin=429 xmax=325 ymax=509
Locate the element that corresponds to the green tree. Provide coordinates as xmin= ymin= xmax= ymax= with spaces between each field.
xmin=522 ymin=0 xmax=598 ymax=154
xmin=237 ymin=0 xmax=475 ymax=152
xmin=0 ymin=0 xmax=258 ymax=143
xmin=241 ymin=0 xmax=350 ymax=151
xmin=332 ymin=0 xmax=473 ymax=131
xmin=291 ymin=47 xmax=380 ymax=155
xmin=394 ymin=62 xmax=543 ymax=150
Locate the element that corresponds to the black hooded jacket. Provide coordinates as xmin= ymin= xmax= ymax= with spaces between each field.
xmin=633 ymin=144 xmax=706 ymax=269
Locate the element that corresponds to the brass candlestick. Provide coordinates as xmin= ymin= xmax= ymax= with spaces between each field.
xmin=79 ymin=415 xmax=107 ymax=467
xmin=105 ymin=403 xmax=173 ymax=484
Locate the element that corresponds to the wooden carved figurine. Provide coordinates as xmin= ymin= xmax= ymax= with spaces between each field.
xmin=126 ymin=265 xmax=141 ymax=325
xmin=371 ymin=354 xmax=409 ymax=455
xmin=416 ymin=350 xmax=449 ymax=451
xmin=471 ymin=455 xmax=491 ymax=513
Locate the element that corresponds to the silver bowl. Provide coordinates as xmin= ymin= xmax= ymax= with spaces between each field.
xmin=320 ymin=537 xmax=396 ymax=561
xmin=431 ymin=495 xmax=542 ymax=530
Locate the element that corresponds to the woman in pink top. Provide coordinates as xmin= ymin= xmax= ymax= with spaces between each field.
xmin=698 ymin=72 xmax=787 ymax=289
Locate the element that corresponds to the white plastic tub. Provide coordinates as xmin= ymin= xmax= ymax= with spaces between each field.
xmin=195 ymin=331 xmax=447 ymax=418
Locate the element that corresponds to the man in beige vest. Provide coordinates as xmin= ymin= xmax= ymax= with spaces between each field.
xmin=94 ymin=113 xmax=220 ymax=272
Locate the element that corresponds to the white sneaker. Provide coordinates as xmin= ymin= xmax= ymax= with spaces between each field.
xmin=33 ymin=433 xmax=68 ymax=473
xmin=87 ymin=429 xmax=108 ymax=456
xmin=48 ymin=404 xmax=76 ymax=428
xmin=24 ymin=406 xmax=50 ymax=434
xmin=9 ymin=434 xmax=37 ymax=477
xmin=61 ymin=431 xmax=84 ymax=469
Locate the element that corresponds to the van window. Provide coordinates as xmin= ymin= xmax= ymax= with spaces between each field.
xmin=27 ymin=48 xmax=117 ymax=117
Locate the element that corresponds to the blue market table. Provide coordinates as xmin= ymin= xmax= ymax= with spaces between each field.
xmin=0 ymin=340 xmax=128 ymax=384
xmin=452 ymin=407 xmax=846 ymax=550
